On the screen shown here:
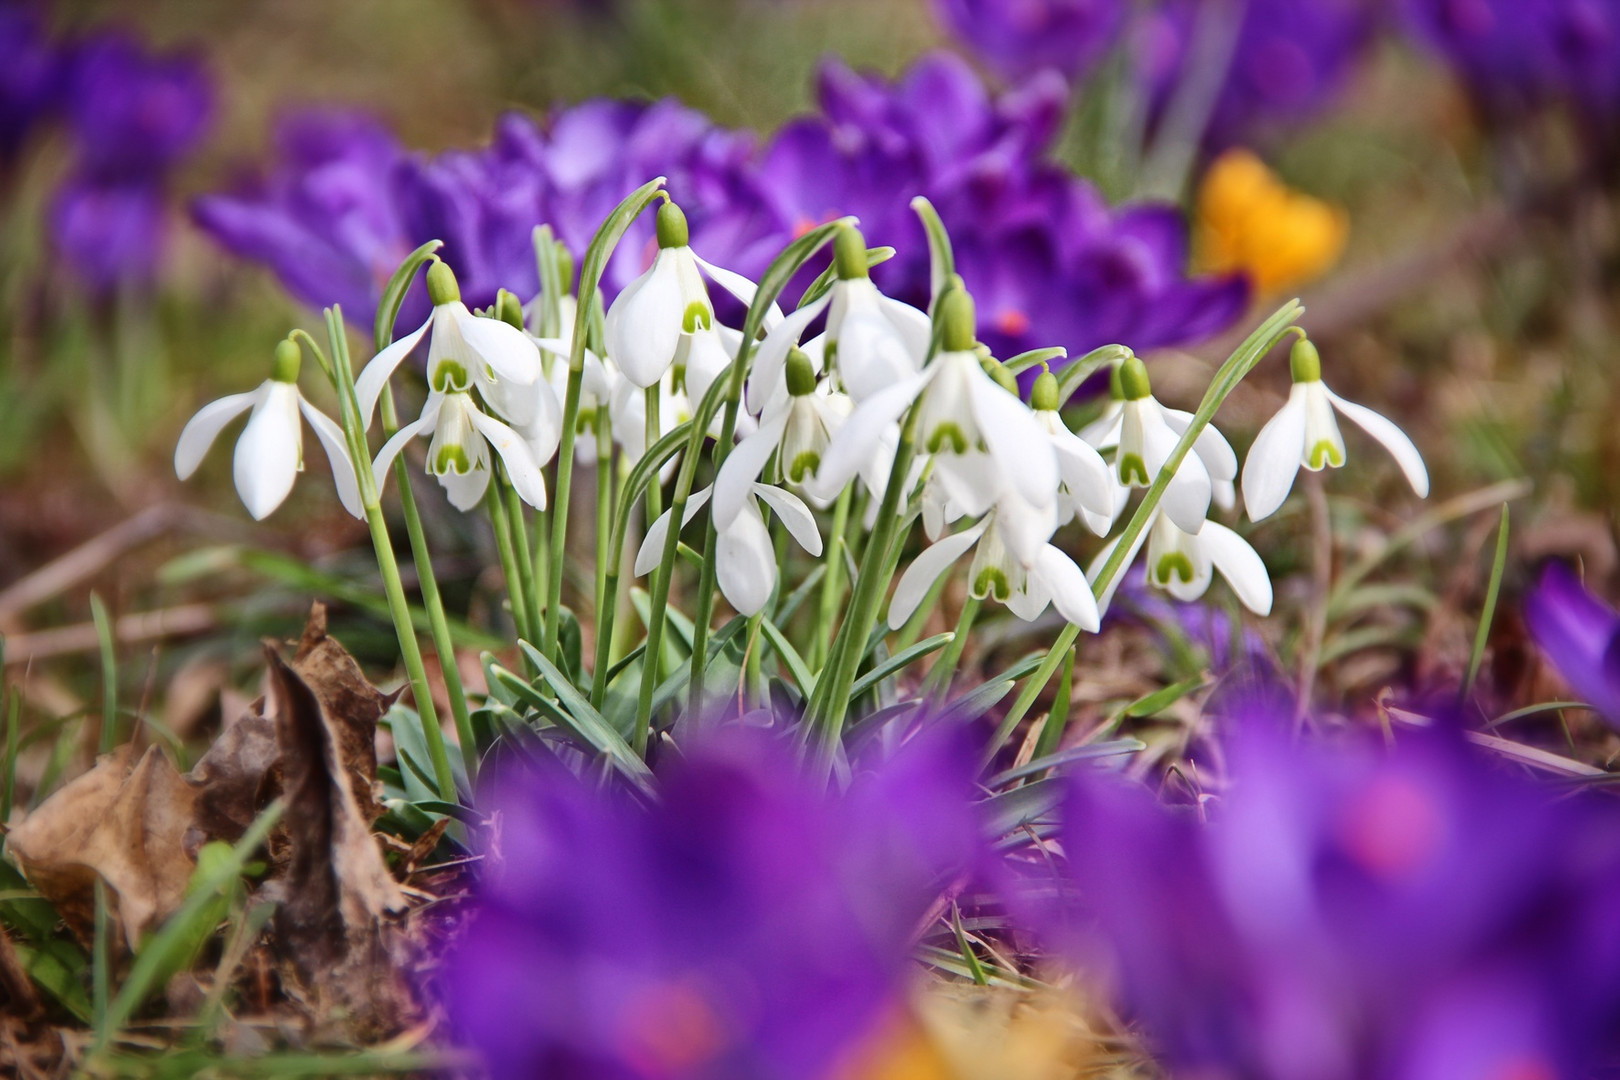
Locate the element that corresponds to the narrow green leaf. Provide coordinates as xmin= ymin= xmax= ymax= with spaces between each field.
xmin=759 ymin=617 xmax=815 ymax=695
xmin=848 ymin=633 xmax=954 ymax=701
xmin=522 ymin=642 xmax=657 ymax=787
xmin=1462 ymin=503 xmax=1510 ymax=702
xmin=1055 ymin=344 xmax=1132 ymax=404
xmin=1002 ymin=346 xmax=1067 ymax=376
xmin=910 ymin=196 xmax=955 ymax=301
xmin=372 ymin=239 xmax=443 ymax=352
xmin=989 ymin=739 xmax=1146 ymax=787
xmin=1122 ymin=675 xmax=1209 ymax=719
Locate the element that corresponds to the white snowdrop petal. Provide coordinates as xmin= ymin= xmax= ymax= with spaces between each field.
xmin=440 ymin=464 xmax=491 ymax=512
xmin=745 ymin=294 xmax=830 ymax=415
xmin=969 ymin=373 xmax=1058 ymax=508
xmin=754 ymin=483 xmax=823 ymax=557
xmin=877 ymin=295 xmax=932 ymax=361
xmin=1240 ymin=389 xmax=1308 ymax=522
xmin=714 ymin=411 xmax=788 ymax=528
xmin=1049 ymin=423 xmax=1115 ymax=519
xmin=1036 ymin=545 xmax=1100 ymax=631
xmin=1200 ymin=520 xmax=1274 ymax=616
xmin=1164 ymin=407 xmax=1239 ymax=481
xmin=606 ymin=253 xmax=685 ymax=388
xmin=233 ymin=385 xmax=303 ymax=521
xmin=1324 ymin=386 xmax=1430 ymax=498
xmin=838 ymin=309 xmax=923 ymax=402
xmin=298 ymin=397 xmax=363 ymax=519
xmin=175 ymin=389 xmax=258 ymax=480
xmin=812 ymin=368 xmax=932 ymax=500
xmin=370 ymin=406 xmax=438 ymax=494
xmin=887 ymin=522 xmax=988 ymax=630
xmin=1086 ymin=522 xmax=1152 ymax=616
xmin=693 ymin=254 xmax=780 ymax=328
xmin=459 ymin=314 xmax=542 ymax=387
xmin=716 ymin=501 xmax=777 ymax=616
xmin=356 ymin=316 xmax=431 ymax=430
xmin=468 ymin=408 xmax=549 ymax=511
xmin=1147 ymin=417 xmax=1213 ymax=534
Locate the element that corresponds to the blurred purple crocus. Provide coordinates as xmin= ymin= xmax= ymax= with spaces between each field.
xmin=759 ymin=52 xmax=1247 ymax=364
xmin=442 ymin=728 xmax=987 ymax=1080
xmin=1050 ymin=714 xmax=1620 ymax=1079
xmin=194 ymin=109 xmax=414 ymax=324
xmin=933 ymin=0 xmax=1127 ymax=83
xmin=0 ymin=4 xmax=63 ymax=165
xmin=1524 ymin=561 xmax=1620 ymax=725
xmin=1134 ymin=0 xmax=1379 ymax=151
xmin=1402 ymin=0 xmax=1620 ymax=125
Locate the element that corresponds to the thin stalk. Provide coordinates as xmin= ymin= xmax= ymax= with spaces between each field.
xmin=1032 ymin=643 xmax=1077 ymax=763
xmin=486 ymin=478 xmax=532 ymax=646
xmin=921 ymin=595 xmax=981 ymax=701
xmin=644 ymin=385 xmax=663 ymax=522
xmin=378 ymin=386 xmax=477 ymax=787
xmin=505 ymin=479 xmax=542 ymax=641
xmin=981 ymin=300 xmax=1305 ymax=769
xmin=90 ymin=592 xmax=117 ymax=753
xmin=594 ymin=415 xmax=613 ymax=629
xmin=1461 ymin=503 xmax=1511 ymax=704
xmin=321 ymin=308 xmax=456 ymax=802
xmin=810 ymin=485 xmax=853 ymax=670
xmin=532 ymin=505 xmax=551 ymax=638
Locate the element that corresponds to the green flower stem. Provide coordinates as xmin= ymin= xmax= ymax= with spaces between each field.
xmin=319 ymin=309 xmax=456 ymax=802
xmin=807 ymin=405 xmax=921 ymax=774
xmin=921 ymin=594 xmax=981 ymax=701
xmin=980 ymin=300 xmax=1305 ymax=770
xmin=532 ymin=505 xmax=551 ymax=639
xmin=377 ymin=385 xmax=477 ymax=789
xmin=644 ymin=385 xmax=663 ymax=523
xmin=505 ymin=480 xmax=542 ymax=643
xmin=545 ymin=178 xmax=669 ymax=669
xmin=486 ymin=476 xmax=533 ymax=646
xmin=810 ymin=484 xmax=854 ymax=670
xmin=594 ymin=415 xmax=614 ymax=629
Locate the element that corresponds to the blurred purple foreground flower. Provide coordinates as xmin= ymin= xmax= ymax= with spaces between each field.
xmin=1402 ymin=0 xmax=1620 ymax=125
xmin=442 ymin=729 xmax=986 ymax=1080
xmin=932 ymin=0 xmax=1127 ymax=83
xmin=49 ymin=28 xmax=212 ymax=291
xmin=200 ymin=52 xmax=1245 ymax=363
xmin=1052 ymin=716 xmax=1620 ymax=1079
xmin=0 ymin=4 xmax=62 ymax=165
xmin=1134 ymin=0 xmax=1379 ymax=150
xmin=1525 ymin=561 xmax=1620 ymax=725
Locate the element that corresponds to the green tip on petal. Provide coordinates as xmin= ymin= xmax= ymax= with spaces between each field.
xmin=1290 ymin=337 xmax=1322 ymax=383
xmin=939 ymin=287 xmax=977 ymax=353
xmin=656 ymin=201 xmax=690 ymax=249
xmin=972 ymin=566 xmax=1011 ymax=603
xmin=1153 ymin=552 xmax=1196 ymax=586
xmin=271 ymin=338 xmax=301 ymax=383
xmin=426 ymin=260 xmax=461 ymax=306
xmin=495 ymin=289 xmax=525 ymax=331
xmin=833 ymin=224 xmax=869 ymax=280
xmin=432 ymin=359 xmax=470 ymax=393
xmin=786 ymin=347 xmax=816 ymax=396
xmin=1119 ymin=356 xmax=1152 ymax=401
xmin=1031 ymin=370 xmax=1060 ymax=412
xmin=682 ymin=300 xmax=712 ymax=334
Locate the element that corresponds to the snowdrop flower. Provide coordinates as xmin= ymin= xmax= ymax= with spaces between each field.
xmin=718 ymin=348 xmax=856 ymax=508
xmin=604 ymin=200 xmax=772 ymax=389
xmin=635 ymin=483 xmax=822 ymax=617
xmin=889 ymin=490 xmax=1099 ymax=631
xmin=747 ymin=224 xmax=929 ymax=411
xmin=354 ymin=260 xmax=549 ymax=436
xmin=1091 ymin=509 xmax=1272 ymax=616
xmin=1029 ymin=369 xmax=1118 ymax=536
xmin=175 ymin=339 xmax=361 ymax=521
xmin=371 ymin=390 xmax=548 ymax=512
xmin=1110 ymin=355 xmax=1237 ymax=534
xmin=812 ymin=287 xmax=1057 ymax=511
xmin=1241 ymin=337 xmax=1429 ymax=522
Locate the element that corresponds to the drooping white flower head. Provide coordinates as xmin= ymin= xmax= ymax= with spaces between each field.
xmin=1029 ymin=369 xmax=1118 ymax=536
xmin=889 ymin=488 xmax=1100 ymax=631
xmin=371 ymin=390 xmax=549 ymax=512
xmin=355 ymin=261 xmax=551 ymax=443
xmin=746 ymin=224 xmax=929 ymax=411
xmin=604 ymin=200 xmax=775 ymax=390
xmin=1241 ymin=337 xmax=1429 ymax=522
xmin=1090 ymin=509 xmax=1273 ymax=617
xmin=635 ymin=482 xmax=822 ymax=618
xmin=175 ymin=339 xmax=361 ymax=521
xmin=1110 ymin=355 xmax=1239 ymax=534
xmin=716 ymin=348 xmax=853 ymax=510
xmin=810 ymin=286 xmax=1058 ymax=512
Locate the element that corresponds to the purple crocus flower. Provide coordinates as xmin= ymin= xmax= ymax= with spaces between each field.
xmin=1402 ymin=0 xmax=1620 ymax=124
xmin=50 ymin=176 xmax=166 ymax=291
xmin=1135 ymin=0 xmax=1379 ymax=150
xmin=1050 ymin=714 xmax=1620 ymax=1079
xmin=62 ymin=31 xmax=211 ymax=178
xmin=758 ymin=52 xmax=1247 ymax=364
xmin=1524 ymin=561 xmax=1620 ymax=725
xmin=0 ymin=4 xmax=63 ymax=165
xmin=194 ymin=109 xmax=414 ymax=324
xmin=442 ymin=728 xmax=986 ymax=1080
xmin=933 ymin=0 xmax=1128 ymax=83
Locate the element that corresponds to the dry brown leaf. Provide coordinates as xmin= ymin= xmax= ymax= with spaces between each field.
xmin=291 ymin=603 xmax=395 ymax=824
xmin=260 ymin=644 xmax=413 ymax=1037
xmin=7 ymin=744 xmax=198 ymax=949
xmin=0 ymin=921 xmax=41 ymax=1020
xmin=187 ymin=710 xmax=278 ymax=849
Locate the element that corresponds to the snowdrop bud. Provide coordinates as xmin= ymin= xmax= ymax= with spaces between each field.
xmin=939 ymin=287 xmax=977 ymax=353
xmin=1119 ymin=355 xmax=1152 ymax=401
xmin=1031 ymin=369 xmax=1060 ymax=412
xmin=1290 ymin=336 xmax=1322 ymax=383
xmin=834 ymin=224 xmax=869 ymax=281
xmin=426 ymin=260 xmax=460 ymax=306
xmin=496 ymin=289 xmax=525 ymax=331
xmin=271 ymin=338 xmax=301 ymax=384
xmin=983 ymin=358 xmax=1018 ymax=396
xmin=786 ymin=347 xmax=816 ymax=397
xmin=655 ymin=200 xmax=689 ymax=249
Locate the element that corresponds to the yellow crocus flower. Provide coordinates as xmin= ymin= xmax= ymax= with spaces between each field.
xmin=1194 ymin=149 xmax=1349 ymax=296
